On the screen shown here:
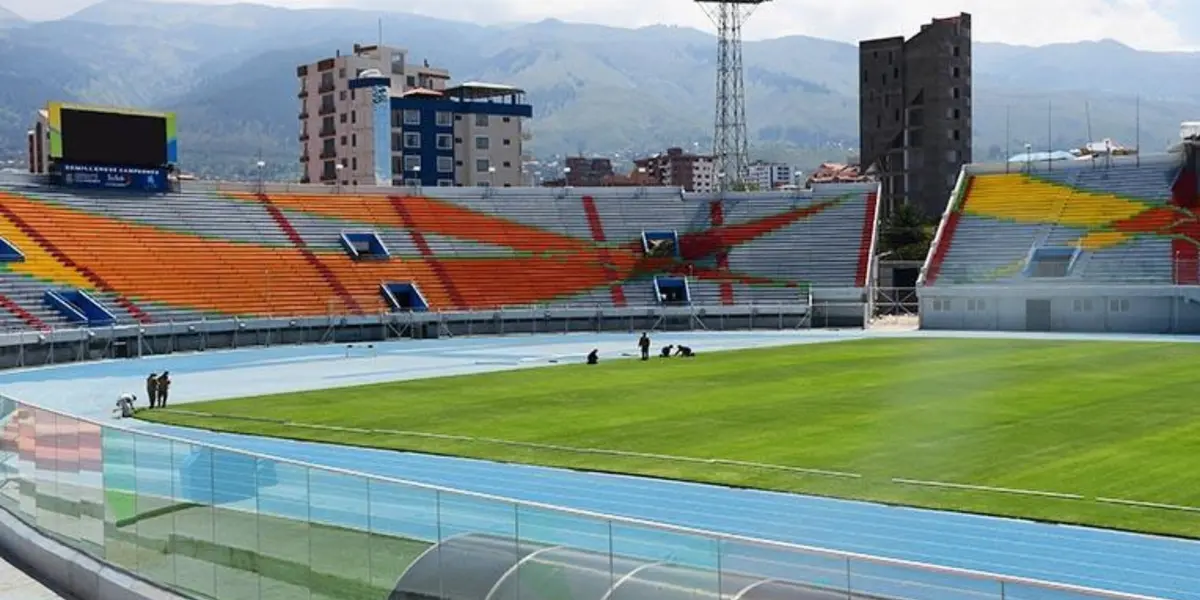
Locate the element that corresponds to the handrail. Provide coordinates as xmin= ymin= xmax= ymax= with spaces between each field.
xmin=0 ymin=393 xmax=1165 ymax=600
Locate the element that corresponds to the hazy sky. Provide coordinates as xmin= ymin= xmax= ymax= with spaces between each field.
xmin=7 ymin=0 xmax=1198 ymax=51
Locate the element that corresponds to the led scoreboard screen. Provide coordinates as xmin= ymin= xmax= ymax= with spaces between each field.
xmin=48 ymin=102 xmax=177 ymax=169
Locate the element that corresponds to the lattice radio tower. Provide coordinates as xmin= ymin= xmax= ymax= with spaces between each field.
xmin=696 ymin=0 xmax=769 ymax=190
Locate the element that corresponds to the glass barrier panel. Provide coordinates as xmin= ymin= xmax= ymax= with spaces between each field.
xmin=307 ymin=468 xmax=371 ymax=600
xmin=170 ymin=440 xmax=217 ymax=599
xmin=211 ymin=446 xmax=262 ymax=600
xmin=719 ymin=539 xmax=850 ymax=595
xmin=0 ymin=398 xmax=18 ymax=516
xmin=16 ymin=405 xmax=35 ymax=522
xmin=434 ymin=490 xmax=520 ymax=600
xmin=54 ymin=411 xmax=81 ymax=546
xmin=133 ymin=432 xmax=177 ymax=586
xmin=367 ymin=478 xmax=438 ymax=597
xmin=255 ymin=458 xmax=311 ymax=600
xmin=101 ymin=426 xmax=138 ymax=571
xmin=77 ymin=419 xmax=105 ymax=555
xmin=608 ymin=522 xmax=720 ymax=599
xmin=513 ymin=504 xmax=616 ymax=600
xmin=34 ymin=409 xmax=57 ymax=536
xmin=847 ymin=557 xmax=1002 ymax=600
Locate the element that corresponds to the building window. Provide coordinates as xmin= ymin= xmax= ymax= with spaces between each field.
xmin=476 ymin=159 xmax=490 ymax=173
xmin=436 ymin=112 xmax=452 ymax=127
xmin=351 ymin=90 xmax=355 ymax=101
xmin=340 ymin=113 xmax=347 ymax=123
xmin=456 ymin=160 xmax=464 ymax=167
xmin=437 ymin=156 xmax=453 ymax=173
xmin=862 ymin=70 xmax=868 ymax=83
xmin=392 ymin=133 xmax=402 ymax=152
xmin=351 ymin=111 xmax=356 ymax=124
xmin=953 ymin=129 xmax=961 ymax=141
xmin=406 ymin=75 xmax=416 ymax=87
xmin=475 ymin=114 xmax=489 ymax=127
xmin=502 ymin=161 xmax=511 ymax=168
xmin=340 ymin=135 xmax=347 ymax=146
xmin=392 ymin=157 xmax=403 ymax=173
xmin=404 ymin=132 xmax=421 ymax=148
xmin=436 ymin=134 xmax=453 ymax=150
xmin=503 ymin=138 xmax=511 ymax=146
xmin=475 ymin=136 xmax=490 ymax=150
xmin=351 ymin=157 xmax=357 ymax=170
xmin=952 ymin=87 xmax=961 ymax=99
xmin=1109 ymin=298 xmax=1131 ymax=313
xmin=351 ymin=133 xmax=357 ymax=147
xmin=952 ymin=67 xmax=961 ymax=78
xmin=404 ymin=155 xmax=421 ymax=171
xmin=953 ymin=46 xmax=961 ymax=57
xmin=946 ymin=150 xmax=960 ymax=163
xmin=403 ymin=110 xmax=420 ymax=126
xmin=339 ymin=90 xmax=347 ymax=101
xmin=438 ymin=179 xmax=454 ymax=187
xmin=455 ymin=114 xmax=463 ymax=121
xmin=503 ymin=117 xmax=511 ymax=123
xmin=893 ymin=67 xmax=899 ymax=79
xmin=338 ymin=67 xmax=346 ymax=79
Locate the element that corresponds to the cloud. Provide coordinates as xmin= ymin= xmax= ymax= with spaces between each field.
xmin=8 ymin=0 xmax=1195 ymax=51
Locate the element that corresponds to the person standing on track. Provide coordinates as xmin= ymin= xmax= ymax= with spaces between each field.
xmin=146 ymin=373 xmax=159 ymax=409
xmin=157 ymin=371 xmax=171 ymax=407
xmin=638 ymin=332 xmax=651 ymax=361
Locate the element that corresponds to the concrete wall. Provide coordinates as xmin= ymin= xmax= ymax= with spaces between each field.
xmin=919 ymin=285 xmax=1200 ymax=333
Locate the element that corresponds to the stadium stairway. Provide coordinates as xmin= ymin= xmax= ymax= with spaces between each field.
xmin=929 ymin=165 xmax=1179 ymax=286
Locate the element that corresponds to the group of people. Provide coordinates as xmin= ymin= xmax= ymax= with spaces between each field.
xmin=587 ymin=333 xmax=696 ymax=365
xmin=113 ymin=371 xmax=173 ymax=418
xmin=640 ymin=333 xmax=693 ymax=359
xmin=145 ymin=371 xmax=172 ymax=408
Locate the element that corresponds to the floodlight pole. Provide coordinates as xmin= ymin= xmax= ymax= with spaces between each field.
xmin=695 ymin=0 xmax=769 ymax=191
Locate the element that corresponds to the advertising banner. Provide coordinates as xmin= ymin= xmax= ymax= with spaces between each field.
xmin=59 ymin=164 xmax=170 ymax=193
xmin=372 ymin=83 xmax=393 ymax=187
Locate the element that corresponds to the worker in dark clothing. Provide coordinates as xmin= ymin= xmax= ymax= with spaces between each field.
xmin=146 ymin=373 xmax=158 ymax=409
xmin=158 ymin=371 xmax=171 ymax=407
xmin=660 ymin=345 xmax=674 ymax=358
xmin=638 ymin=333 xmax=651 ymax=360
xmin=675 ymin=345 xmax=695 ymax=358
xmin=587 ymin=349 xmax=599 ymax=365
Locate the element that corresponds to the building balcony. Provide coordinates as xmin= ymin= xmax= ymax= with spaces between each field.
xmin=298 ymin=89 xmax=308 ymax=99
xmin=300 ymin=154 xmax=310 ymax=163
xmin=298 ymin=112 xmax=309 ymax=120
xmin=299 ymin=133 xmax=310 ymax=142
xmin=319 ymin=149 xmax=337 ymax=159
xmin=320 ymin=172 xmax=337 ymax=183
xmin=319 ymin=126 xmax=336 ymax=137
xmin=318 ymin=81 xmax=336 ymax=94
xmin=300 ymin=176 xmax=311 ymax=184
xmin=318 ymin=104 xmax=336 ymax=116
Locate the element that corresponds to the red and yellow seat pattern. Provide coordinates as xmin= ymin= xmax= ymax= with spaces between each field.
xmin=0 ymin=187 xmax=873 ymax=320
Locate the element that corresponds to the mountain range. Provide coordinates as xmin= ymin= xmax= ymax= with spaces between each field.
xmin=1 ymin=0 xmax=1198 ymax=180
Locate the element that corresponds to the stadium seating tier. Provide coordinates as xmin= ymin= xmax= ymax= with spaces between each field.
xmin=924 ymin=160 xmax=1195 ymax=286
xmin=0 ymin=183 xmax=879 ymax=330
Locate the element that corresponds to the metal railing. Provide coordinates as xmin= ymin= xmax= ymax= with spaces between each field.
xmin=0 ymin=395 xmax=1163 ymax=600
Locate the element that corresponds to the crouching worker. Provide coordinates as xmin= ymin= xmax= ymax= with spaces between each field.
xmin=660 ymin=345 xmax=674 ymax=358
xmin=114 ymin=393 xmax=136 ymax=419
xmin=675 ymin=345 xmax=695 ymax=358
xmin=587 ymin=349 xmax=599 ymax=365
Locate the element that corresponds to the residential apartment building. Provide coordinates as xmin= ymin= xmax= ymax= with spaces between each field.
xmin=859 ymin=13 xmax=972 ymax=216
xmin=743 ymin=161 xmax=792 ymax=190
xmin=298 ymin=43 xmax=531 ymax=187
xmin=633 ymin=147 xmax=716 ymax=193
xmin=563 ymin=157 xmax=616 ymax=186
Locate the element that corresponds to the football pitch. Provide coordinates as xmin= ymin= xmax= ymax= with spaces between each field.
xmin=141 ymin=337 xmax=1200 ymax=538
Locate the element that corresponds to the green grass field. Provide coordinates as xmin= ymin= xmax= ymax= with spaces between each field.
xmin=140 ymin=338 xmax=1200 ymax=538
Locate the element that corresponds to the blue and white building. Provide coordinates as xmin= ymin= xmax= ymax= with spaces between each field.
xmin=298 ymin=43 xmax=532 ymax=188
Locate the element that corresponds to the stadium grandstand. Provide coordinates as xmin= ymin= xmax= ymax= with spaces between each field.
xmin=919 ymin=123 xmax=1200 ymax=333
xmin=0 ymin=101 xmax=880 ymax=369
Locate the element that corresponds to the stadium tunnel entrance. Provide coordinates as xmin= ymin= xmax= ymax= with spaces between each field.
xmin=390 ymin=534 xmax=870 ymax=600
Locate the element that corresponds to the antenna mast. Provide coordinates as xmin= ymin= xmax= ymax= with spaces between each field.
xmin=695 ymin=0 xmax=769 ymax=191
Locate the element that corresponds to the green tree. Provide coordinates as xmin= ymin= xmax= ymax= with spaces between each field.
xmin=880 ymin=203 xmax=934 ymax=261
